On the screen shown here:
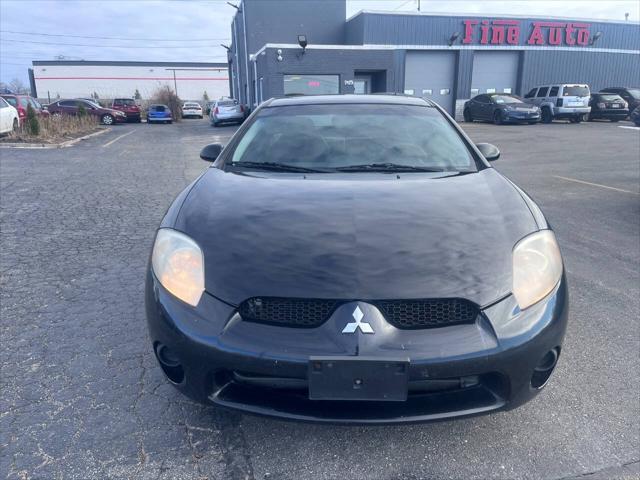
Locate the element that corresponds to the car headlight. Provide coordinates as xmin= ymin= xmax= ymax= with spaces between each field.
xmin=512 ymin=230 xmax=563 ymax=310
xmin=151 ymin=229 xmax=205 ymax=306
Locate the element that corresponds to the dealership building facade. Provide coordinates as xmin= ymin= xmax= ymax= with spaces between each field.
xmin=228 ymin=0 xmax=639 ymax=118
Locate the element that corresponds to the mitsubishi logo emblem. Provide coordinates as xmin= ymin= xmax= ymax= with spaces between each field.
xmin=342 ymin=305 xmax=374 ymax=334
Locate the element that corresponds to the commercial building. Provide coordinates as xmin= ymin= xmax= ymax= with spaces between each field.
xmin=228 ymin=0 xmax=639 ymax=118
xmin=29 ymin=61 xmax=229 ymax=102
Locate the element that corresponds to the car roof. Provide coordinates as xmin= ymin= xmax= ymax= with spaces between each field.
xmin=265 ymin=94 xmax=434 ymax=108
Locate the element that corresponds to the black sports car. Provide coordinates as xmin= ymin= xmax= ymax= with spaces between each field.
xmin=464 ymin=93 xmax=541 ymax=125
xmin=146 ymin=94 xmax=568 ymax=424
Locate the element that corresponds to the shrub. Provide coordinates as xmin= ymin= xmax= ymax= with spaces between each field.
xmin=78 ymin=103 xmax=87 ymax=117
xmin=26 ymin=104 xmax=40 ymax=136
xmin=150 ymin=86 xmax=182 ymax=121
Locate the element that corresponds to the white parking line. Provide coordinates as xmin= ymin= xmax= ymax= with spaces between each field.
xmin=618 ymin=125 xmax=640 ymax=131
xmin=553 ymin=175 xmax=639 ymax=195
xmin=103 ymin=129 xmax=136 ymax=147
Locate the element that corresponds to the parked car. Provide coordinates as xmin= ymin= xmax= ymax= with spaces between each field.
xmin=146 ymin=94 xmax=568 ymax=423
xmin=147 ymin=104 xmax=173 ymax=124
xmin=463 ymin=93 xmax=540 ymax=125
xmin=524 ymin=84 xmax=591 ymax=123
xmin=630 ymin=106 xmax=640 ymax=126
xmin=587 ymin=93 xmax=629 ymax=122
xmin=0 ymin=96 xmax=19 ymax=134
xmin=111 ymin=98 xmax=142 ymax=123
xmin=600 ymin=87 xmax=640 ymax=113
xmin=0 ymin=94 xmax=50 ymax=123
xmin=210 ymin=98 xmax=245 ymax=126
xmin=181 ymin=102 xmax=203 ymax=119
xmin=47 ymin=99 xmax=126 ymax=125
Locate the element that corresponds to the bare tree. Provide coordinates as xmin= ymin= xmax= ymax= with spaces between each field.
xmin=8 ymin=78 xmax=29 ymax=94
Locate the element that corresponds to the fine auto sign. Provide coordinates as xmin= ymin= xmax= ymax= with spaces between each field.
xmin=462 ymin=19 xmax=592 ymax=46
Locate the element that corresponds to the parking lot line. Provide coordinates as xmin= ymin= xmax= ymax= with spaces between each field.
xmin=103 ymin=129 xmax=136 ymax=147
xmin=553 ymin=175 xmax=639 ymax=195
xmin=618 ymin=125 xmax=640 ymax=131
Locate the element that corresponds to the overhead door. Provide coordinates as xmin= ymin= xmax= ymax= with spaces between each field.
xmin=404 ymin=51 xmax=456 ymax=114
xmin=471 ymin=51 xmax=520 ymax=96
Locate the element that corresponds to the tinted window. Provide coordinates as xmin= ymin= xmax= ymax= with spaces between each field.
xmin=524 ymin=88 xmax=537 ymax=98
xmin=597 ymin=94 xmax=623 ymax=102
xmin=229 ymin=104 xmax=476 ymax=171
xmin=59 ymin=100 xmax=76 ymax=107
xmin=536 ymin=87 xmax=549 ymax=97
xmin=563 ymin=86 xmax=589 ymax=97
xmin=549 ymin=86 xmax=559 ymax=96
xmin=114 ymin=99 xmax=135 ymax=106
xmin=477 ymin=95 xmax=490 ymax=104
xmin=283 ymin=75 xmax=340 ymax=95
xmin=491 ymin=95 xmax=524 ymax=104
xmin=218 ymin=100 xmax=238 ymax=106
xmin=151 ymin=105 xmax=166 ymax=112
xmin=627 ymin=88 xmax=640 ymax=99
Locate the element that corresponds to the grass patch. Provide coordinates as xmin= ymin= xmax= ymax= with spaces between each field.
xmin=1 ymin=114 xmax=103 ymax=144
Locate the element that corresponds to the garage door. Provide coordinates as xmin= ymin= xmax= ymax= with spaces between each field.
xmin=404 ymin=51 xmax=456 ymax=114
xmin=471 ymin=51 xmax=520 ymax=96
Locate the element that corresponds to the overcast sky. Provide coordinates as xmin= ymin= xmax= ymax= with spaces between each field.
xmin=1 ymin=0 xmax=638 ymax=84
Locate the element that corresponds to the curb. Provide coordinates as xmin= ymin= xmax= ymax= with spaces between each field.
xmin=0 ymin=128 xmax=111 ymax=149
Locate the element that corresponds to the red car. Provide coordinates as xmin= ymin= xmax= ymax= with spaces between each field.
xmin=0 ymin=94 xmax=50 ymax=122
xmin=111 ymin=98 xmax=141 ymax=123
xmin=47 ymin=99 xmax=126 ymax=125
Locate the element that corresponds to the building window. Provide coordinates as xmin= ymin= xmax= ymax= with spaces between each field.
xmin=422 ymin=89 xmax=433 ymax=96
xmin=486 ymin=88 xmax=496 ymax=94
xmin=471 ymin=88 xmax=479 ymax=96
xmin=440 ymin=88 xmax=450 ymax=95
xmin=503 ymin=87 xmax=512 ymax=94
xmin=404 ymin=89 xmax=415 ymax=95
xmin=284 ymin=74 xmax=339 ymax=95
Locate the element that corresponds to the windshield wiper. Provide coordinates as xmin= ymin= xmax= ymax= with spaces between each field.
xmin=334 ymin=163 xmax=447 ymax=172
xmin=231 ymin=161 xmax=327 ymax=173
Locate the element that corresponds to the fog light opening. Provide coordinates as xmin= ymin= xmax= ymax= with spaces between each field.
xmin=154 ymin=343 xmax=185 ymax=385
xmin=531 ymin=347 xmax=559 ymax=389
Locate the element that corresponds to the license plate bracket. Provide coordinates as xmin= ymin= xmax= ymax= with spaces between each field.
xmin=308 ymin=356 xmax=409 ymax=401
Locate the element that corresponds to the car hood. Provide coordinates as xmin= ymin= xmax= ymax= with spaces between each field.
xmin=174 ymin=168 xmax=539 ymax=307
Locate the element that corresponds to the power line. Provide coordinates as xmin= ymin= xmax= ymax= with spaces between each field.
xmin=1 ymin=39 xmax=229 ymax=49
xmin=0 ymin=30 xmax=231 ymax=42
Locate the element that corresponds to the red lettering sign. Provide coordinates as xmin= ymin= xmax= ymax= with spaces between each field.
xmin=462 ymin=19 xmax=590 ymax=46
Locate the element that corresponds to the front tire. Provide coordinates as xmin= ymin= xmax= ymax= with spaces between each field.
xmin=463 ymin=108 xmax=472 ymax=123
xmin=493 ymin=110 xmax=503 ymax=125
xmin=101 ymin=114 xmax=114 ymax=125
xmin=541 ymin=108 xmax=553 ymax=124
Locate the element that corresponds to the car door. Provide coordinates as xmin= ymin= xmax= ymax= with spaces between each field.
xmin=0 ymin=97 xmax=10 ymax=132
xmin=477 ymin=95 xmax=493 ymax=120
xmin=524 ymin=88 xmax=539 ymax=106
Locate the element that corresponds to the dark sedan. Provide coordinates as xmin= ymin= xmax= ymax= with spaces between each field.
xmin=464 ymin=93 xmax=541 ymax=125
xmin=588 ymin=93 xmax=629 ymax=122
xmin=47 ymin=99 xmax=126 ymax=125
xmin=146 ymin=94 xmax=568 ymax=424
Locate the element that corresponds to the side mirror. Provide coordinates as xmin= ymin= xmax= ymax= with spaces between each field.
xmin=476 ymin=143 xmax=500 ymax=161
xmin=200 ymin=143 xmax=223 ymax=162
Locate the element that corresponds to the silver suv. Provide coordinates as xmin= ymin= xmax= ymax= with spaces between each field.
xmin=524 ymin=84 xmax=591 ymax=123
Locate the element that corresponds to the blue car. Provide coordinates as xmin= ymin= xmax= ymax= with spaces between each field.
xmin=147 ymin=104 xmax=172 ymax=124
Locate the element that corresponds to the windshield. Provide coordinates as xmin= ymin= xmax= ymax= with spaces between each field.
xmin=563 ymin=86 xmax=589 ymax=97
xmin=85 ymin=100 xmax=101 ymax=109
xmin=115 ymin=99 xmax=136 ymax=106
xmin=491 ymin=95 xmax=524 ymax=104
xmin=228 ymin=104 xmax=476 ymax=172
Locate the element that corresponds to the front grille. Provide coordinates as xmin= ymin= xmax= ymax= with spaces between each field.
xmin=239 ymin=297 xmax=338 ymax=328
xmin=374 ymin=299 xmax=479 ymax=329
xmin=238 ymin=297 xmax=479 ymax=329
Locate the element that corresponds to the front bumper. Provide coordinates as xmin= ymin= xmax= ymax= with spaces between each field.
xmin=505 ymin=111 xmax=540 ymax=123
xmin=145 ymin=270 xmax=568 ymax=424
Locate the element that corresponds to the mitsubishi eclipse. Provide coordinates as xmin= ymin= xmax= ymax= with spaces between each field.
xmin=145 ymin=94 xmax=568 ymax=424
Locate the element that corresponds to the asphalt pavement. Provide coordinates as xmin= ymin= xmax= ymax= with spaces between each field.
xmin=1 ymin=117 xmax=638 ymax=480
